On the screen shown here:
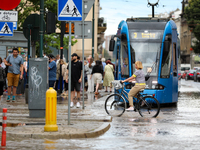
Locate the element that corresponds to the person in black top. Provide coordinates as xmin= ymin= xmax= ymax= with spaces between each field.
xmin=91 ymin=60 xmax=103 ymax=95
xmin=0 ymin=58 xmax=6 ymax=101
xmin=66 ymin=53 xmax=82 ymax=108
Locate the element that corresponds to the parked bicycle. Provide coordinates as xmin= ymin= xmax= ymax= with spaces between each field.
xmin=104 ymin=80 xmax=160 ymax=117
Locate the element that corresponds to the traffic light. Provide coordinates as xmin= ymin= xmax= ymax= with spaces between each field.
xmin=65 ymin=22 xmax=74 ymax=34
xmin=46 ymin=12 xmax=56 ymax=34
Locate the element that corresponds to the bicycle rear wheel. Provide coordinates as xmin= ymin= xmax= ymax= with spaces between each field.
xmin=138 ymin=96 xmax=160 ymax=118
xmin=105 ymin=94 xmax=126 ymax=117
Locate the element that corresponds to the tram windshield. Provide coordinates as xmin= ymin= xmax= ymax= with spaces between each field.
xmin=130 ymin=42 xmax=161 ymax=76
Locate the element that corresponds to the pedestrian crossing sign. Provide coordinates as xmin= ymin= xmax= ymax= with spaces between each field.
xmin=0 ymin=22 xmax=13 ymax=36
xmin=58 ymin=0 xmax=82 ymax=21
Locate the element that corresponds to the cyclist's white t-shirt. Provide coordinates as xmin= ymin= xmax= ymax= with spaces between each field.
xmin=132 ymin=69 xmax=145 ymax=83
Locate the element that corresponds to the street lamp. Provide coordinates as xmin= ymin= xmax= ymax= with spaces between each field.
xmin=147 ymin=0 xmax=159 ymax=18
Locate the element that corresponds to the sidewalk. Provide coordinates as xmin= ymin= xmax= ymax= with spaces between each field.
xmin=0 ymin=90 xmax=112 ymax=140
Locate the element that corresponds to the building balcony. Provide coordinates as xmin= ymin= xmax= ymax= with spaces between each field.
xmin=98 ymin=17 xmax=107 ymax=34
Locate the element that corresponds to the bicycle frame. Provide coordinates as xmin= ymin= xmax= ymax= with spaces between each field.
xmin=116 ymin=83 xmax=143 ymax=106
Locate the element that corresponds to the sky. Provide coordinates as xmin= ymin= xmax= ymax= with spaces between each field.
xmin=100 ymin=0 xmax=182 ymax=35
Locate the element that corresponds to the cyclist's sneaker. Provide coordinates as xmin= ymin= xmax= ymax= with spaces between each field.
xmin=126 ymin=107 xmax=134 ymax=111
xmin=6 ymin=97 xmax=10 ymax=102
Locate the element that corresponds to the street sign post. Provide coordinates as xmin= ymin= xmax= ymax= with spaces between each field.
xmin=57 ymin=0 xmax=95 ymax=124
xmin=0 ymin=11 xmax=18 ymax=22
xmin=74 ymin=21 xmax=92 ymax=39
xmin=58 ymin=0 xmax=82 ymax=21
xmin=0 ymin=0 xmax=21 ymax=10
xmin=0 ymin=22 xmax=13 ymax=36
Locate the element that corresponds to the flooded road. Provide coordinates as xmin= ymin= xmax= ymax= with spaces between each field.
xmin=3 ymin=80 xmax=200 ymax=150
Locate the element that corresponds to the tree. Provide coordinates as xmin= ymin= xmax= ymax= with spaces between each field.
xmin=35 ymin=33 xmax=77 ymax=55
xmin=185 ymin=0 xmax=200 ymax=54
xmin=103 ymin=49 xmax=111 ymax=60
xmin=16 ymin=0 xmax=77 ymax=56
xmin=16 ymin=0 xmax=58 ymax=30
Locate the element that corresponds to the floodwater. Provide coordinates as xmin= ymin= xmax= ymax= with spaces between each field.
xmin=3 ymin=92 xmax=200 ymax=150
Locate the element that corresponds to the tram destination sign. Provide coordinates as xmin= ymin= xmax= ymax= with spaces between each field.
xmin=0 ymin=11 xmax=18 ymax=22
xmin=130 ymin=31 xmax=162 ymax=40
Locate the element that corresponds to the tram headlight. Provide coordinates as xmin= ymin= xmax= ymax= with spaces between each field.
xmin=155 ymin=84 xmax=165 ymax=89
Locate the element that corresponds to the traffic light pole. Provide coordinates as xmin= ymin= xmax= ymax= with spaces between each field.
xmin=39 ymin=0 xmax=44 ymax=57
xmin=59 ymin=21 xmax=65 ymax=95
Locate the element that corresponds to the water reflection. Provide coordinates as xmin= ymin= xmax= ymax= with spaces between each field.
xmin=44 ymin=140 xmax=56 ymax=150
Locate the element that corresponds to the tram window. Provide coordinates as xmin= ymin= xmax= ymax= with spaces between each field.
xmin=121 ymin=42 xmax=129 ymax=78
xmin=173 ymin=43 xmax=177 ymax=76
xmin=161 ymin=42 xmax=172 ymax=78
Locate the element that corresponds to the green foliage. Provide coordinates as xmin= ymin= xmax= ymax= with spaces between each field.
xmin=17 ymin=0 xmax=59 ymax=30
xmin=35 ymin=33 xmax=78 ymax=56
xmin=185 ymin=0 xmax=200 ymax=53
xmin=16 ymin=0 xmax=77 ymax=56
xmin=103 ymin=49 xmax=111 ymax=60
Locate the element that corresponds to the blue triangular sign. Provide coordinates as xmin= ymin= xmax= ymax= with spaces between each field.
xmin=58 ymin=0 xmax=82 ymax=21
xmin=0 ymin=22 xmax=13 ymax=36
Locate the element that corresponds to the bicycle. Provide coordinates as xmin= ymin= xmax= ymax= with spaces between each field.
xmin=104 ymin=80 xmax=160 ymax=118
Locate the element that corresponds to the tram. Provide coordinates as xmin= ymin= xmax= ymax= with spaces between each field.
xmin=110 ymin=18 xmax=181 ymax=104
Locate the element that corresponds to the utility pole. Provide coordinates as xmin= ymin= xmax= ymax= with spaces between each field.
xmin=92 ymin=3 xmax=95 ymax=58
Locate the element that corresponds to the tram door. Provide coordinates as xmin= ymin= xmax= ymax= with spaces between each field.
xmin=172 ymin=42 xmax=178 ymax=102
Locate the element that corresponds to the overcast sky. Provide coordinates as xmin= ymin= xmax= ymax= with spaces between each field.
xmin=100 ymin=0 xmax=182 ymax=35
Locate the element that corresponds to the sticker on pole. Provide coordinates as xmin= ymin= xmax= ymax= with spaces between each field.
xmin=0 ymin=22 xmax=13 ymax=36
xmin=58 ymin=0 xmax=82 ymax=21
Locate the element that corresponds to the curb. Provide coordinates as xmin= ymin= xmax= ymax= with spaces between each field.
xmin=6 ymin=123 xmax=111 ymax=139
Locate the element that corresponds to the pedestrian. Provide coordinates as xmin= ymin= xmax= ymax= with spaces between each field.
xmin=55 ymin=54 xmax=60 ymax=65
xmin=55 ymin=59 xmax=67 ymax=94
xmin=87 ymin=56 xmax=92 ymax=63
xmin=62 ymin=60 xmax=68 ymax=96
xmin=66 ymin=53 xmax=82 ymax=108
xmin=84 ymin=60 xmax=88 ymax=91
xmin=108 ymin=58 xmax=115 ymax=70
xmin=91 ymin=60 xmax=103 ymax=95
xmin=3 ymin=58 xmax=8 ymax=92
xmin=103 ymin=60 xmax=114 ymax=92
xmin=0 ymin=57 xmax=6 ymax=69
xmin=101 ymin=58 xmax=106 ymax=71
xmin=85 ymin=57 xmax=95 ymax=93
xmin=43 ymin=53 xmax=48 ymax=58
xmin=121 ymin=61 xmax=146 ymax=111
xmin=5 ymin=48 xmax=23 ymax=102
xmin=48 ymin=54 xmax=57 ymax=88
xmin=0 ymin=61 xmax=6 ymax=101
xmin=23 ymin=56 xmax=28 ymax=90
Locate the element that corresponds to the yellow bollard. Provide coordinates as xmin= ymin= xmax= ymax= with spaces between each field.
xmin=44 ymin=87 xmax=58 ymax=132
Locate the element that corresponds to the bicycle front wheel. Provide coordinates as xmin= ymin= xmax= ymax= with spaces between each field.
xmin=138 ymin=96 xmax=160 ymax=118
xmin=105 ymin=94 xmax=126 ymax=117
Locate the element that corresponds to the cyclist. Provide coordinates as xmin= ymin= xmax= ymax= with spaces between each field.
xmin=121 ymin=61 xmax=146 ymax=111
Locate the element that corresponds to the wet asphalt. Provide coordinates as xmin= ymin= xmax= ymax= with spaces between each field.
xmin=2 ymin=79 xmax=200 ymax=150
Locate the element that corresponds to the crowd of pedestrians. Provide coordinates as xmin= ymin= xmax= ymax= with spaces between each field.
xmin=0 ymin=48 xmax=115 ymax=108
